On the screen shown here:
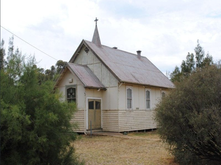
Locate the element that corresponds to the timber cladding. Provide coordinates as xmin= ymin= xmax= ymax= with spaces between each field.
xmin=102 ymin=109 xmax=156 ymax=132
xmin=71 ymin=109 xmax=85 ymax=132
xmin=102 ymin=110 xmax=119 ymax=132
xmin=118 ymin=109 xmax=156 ymax=132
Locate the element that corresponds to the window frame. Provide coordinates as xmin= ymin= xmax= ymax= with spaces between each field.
xmin=145 ymin=89 xmax=151 ymax=110
xmin=66 ymin=85 xmax=77 ymax=103
xmin=161 ymin=91 xmax=166 ymax=98
xmin=126 ymin=86 xmax=133 ymax=110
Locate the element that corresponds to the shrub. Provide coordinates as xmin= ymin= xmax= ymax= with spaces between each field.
xmin=155 ymin=65 xmax=221 ymax=165
xmin=0 ymin=49 xmax=82 ymax=164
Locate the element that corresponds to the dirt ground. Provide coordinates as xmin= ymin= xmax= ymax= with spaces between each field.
xmin=73 ymin=131 xmax=178 ymax=165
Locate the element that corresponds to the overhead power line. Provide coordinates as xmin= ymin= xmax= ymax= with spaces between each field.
xmin=1 ymin=25 xmax=58 ymax=61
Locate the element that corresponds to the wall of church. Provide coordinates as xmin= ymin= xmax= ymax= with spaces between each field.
xmin=118 ymin=84 xmax=167 ymax=110
xmin=57 ymin=69 xmax=86 ymax=132
xmin=116 ymin=83 xmax=169 ymax=132
xmin=74 ymin=45 xmax=118 ymax=88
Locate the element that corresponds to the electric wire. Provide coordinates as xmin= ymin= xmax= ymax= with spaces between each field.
xmin=1 ymin=25 xmax=64 ymax=83
xmin=1 ymin=25 xmax=58 ymax=61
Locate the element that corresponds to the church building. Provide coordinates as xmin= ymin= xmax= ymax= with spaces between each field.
xmin=55 ymin=19 xmax=174 ymax=133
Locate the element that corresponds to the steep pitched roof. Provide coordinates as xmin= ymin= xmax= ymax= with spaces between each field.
xmin=68 ymin=19 xmax=174 ymax=89
xmin=67 ymin=63 xmax=106 ymax=89
xmin=70 ymin=40 xmax=174 ymax=89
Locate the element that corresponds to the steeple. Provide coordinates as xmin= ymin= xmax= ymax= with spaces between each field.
xmin=92 ymin=17 xmax=101 ymax=47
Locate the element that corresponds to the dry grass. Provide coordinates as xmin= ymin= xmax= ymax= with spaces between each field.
xmin=73 ymin=131 xmax=177 ymax=165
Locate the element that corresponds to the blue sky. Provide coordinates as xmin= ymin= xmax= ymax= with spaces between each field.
xmin=1 ymin=0 xmax=221 ymax=75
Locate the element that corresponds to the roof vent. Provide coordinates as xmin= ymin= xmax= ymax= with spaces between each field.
xmin=113 ymin=47 xmax=117 ymax=49
xmin=137 ymin=50 xmax=141 ymax=59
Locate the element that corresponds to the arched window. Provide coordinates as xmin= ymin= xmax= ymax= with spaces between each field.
xmin=162 ymin=91 xmax=166 ymax=98
xmin=146 ymin=90 xmax=150 ymax=109
xmin=127 ymin=87 xmax=132 ymax=109
xmin=67 ymin=87 xmax=76 ymax=103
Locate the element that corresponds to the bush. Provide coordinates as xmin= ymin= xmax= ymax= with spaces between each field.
xmin=155 ymin=65 xmax=221 ymax=165
xmin=0 ymin=51 xmax=83 ymax=164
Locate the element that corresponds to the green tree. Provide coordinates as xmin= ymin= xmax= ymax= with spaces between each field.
xmin=181 ymin=52 xmax=195 ymax=73
xmin=37 ymin=60 xmax=67 ymax=83
xmin=170 ymin=66 xmax=182 ymax=82
xmin=194 ymin=40 xmax=205 ymax=68
xmin=170 ymin=41 xmax=213 ymax=83
xmin=56 ymin=60 xmax=67 ymax=74
xmin=156 ymin=65 xmax=221 ymax=165
xmin=202 ymin=52 xmax=213 ymax=67
xmin=0 ymin=40 xmax=5 ymax=70
xmin=0 ymin=39 xmax=82 ymax=165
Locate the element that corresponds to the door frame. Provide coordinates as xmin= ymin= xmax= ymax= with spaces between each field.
xmin=86 ymin=97 xmax=102 ymax=130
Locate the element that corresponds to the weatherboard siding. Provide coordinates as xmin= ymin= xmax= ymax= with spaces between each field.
xmin=118 ymin=110 xmax=156 ymax=132
xmin=71 ymin=109 xmax=85 ymax=132
xmin=102 ymin=109 xmax=156 ymax=132
xmin=102 ymin=110 xmax=119 ymax=132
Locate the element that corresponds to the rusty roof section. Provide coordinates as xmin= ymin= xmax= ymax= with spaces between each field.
xmin=67 ymin=63 xmax=106 ymax=89
xmin=92 ymin=17 xmax=101 ymax=47
xmin=83 ymin=40 xmax=174 ymax=88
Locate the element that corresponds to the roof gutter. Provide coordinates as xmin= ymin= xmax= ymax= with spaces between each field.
xmin=119 ymin=81 xmax=175 ymax=89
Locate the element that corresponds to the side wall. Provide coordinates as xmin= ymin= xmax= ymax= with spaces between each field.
xmin=57 ymin=70 xmax=86 ymax=132
xmin=118 ymin=84 xmax=169 ymax=132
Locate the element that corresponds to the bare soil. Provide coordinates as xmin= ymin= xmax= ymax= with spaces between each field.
xmin=73 ymin=131 xmax=178 ymax=165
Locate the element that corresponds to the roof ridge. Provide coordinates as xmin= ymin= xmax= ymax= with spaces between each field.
xmin=84 ymin=40 xmax=146 ymax=59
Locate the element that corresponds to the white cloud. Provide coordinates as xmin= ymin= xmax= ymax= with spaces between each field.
xmin=1 ymin=0 xmax=221 ymax=74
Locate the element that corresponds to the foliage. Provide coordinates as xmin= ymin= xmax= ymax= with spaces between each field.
xmin=0 ymin=38 xmax=83 ymax=165
xmin=0 ymin=40 xmax=5 ymax=70
xmin=170 ymin=40 xmax=213 ymax=83
xmin=155 ymin=65 xmax=221 ymax=165
xmin=37 ymin=59 xmax=66 ymax=83
xmin=56 ymin=60 xmax=67 ymax=74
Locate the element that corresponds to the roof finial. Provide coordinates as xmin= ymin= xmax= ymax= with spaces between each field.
xmin=95 ymin=17 xmax=98 ymax=25
xmin=92 ymin=17 xmax=101 ymax=47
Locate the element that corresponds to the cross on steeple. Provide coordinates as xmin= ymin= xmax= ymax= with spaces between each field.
xmin=94 ymin=17 xmax=98 ymax=25
xmin=92 ymin=17 xmax=101 ymax=47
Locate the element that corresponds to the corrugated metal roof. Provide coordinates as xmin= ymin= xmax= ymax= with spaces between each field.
xmin=83 ymin=40 xmax=174 ymax=88
xmin=67 ymin=63 xmax=106 ymax=89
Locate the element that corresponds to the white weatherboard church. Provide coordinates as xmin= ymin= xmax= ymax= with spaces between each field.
xmin=55 ymin=19 xmax=174 ymax=133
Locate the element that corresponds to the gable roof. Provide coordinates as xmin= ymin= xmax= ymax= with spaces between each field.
xmin=67 ymin=63 xmax=106 ymax=89
xmin=70 ymin=40 xmax=174 ymax=89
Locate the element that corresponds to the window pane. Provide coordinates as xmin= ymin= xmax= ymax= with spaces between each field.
xmin=146 ymin=90 xmax=150 ymax=109
xmin=162 ymin=92 xmax=165 ymax=98
xmin=95 ymin=101 xmax=100 ymax=109
xmin=88 ymin=101 xmax=94 ymax=109
xmin=127 ymin=88 xmax=132 ymax=109
xmin=67 ymin=87 xmax=76 ymax=102
xmin=127 ymin=99 xmax=131 ymax=109
xmin=146 ymin=100 xmax=150 ymax=109
xmin=146 ymin=90 xmax=150 ymax=99
xmin=127 ymin=88 xmax=132 ymax=98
